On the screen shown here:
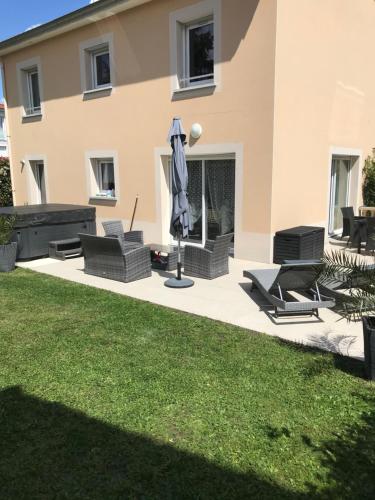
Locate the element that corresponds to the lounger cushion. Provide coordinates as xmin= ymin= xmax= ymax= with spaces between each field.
xmin=243 ymin=264 xmax=335 ymax=314
xmin=243 ymin=269 xmax=279 ymax=292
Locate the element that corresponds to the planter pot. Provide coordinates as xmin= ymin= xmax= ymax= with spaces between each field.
xmin=362 ymin=316 xmax=375 ymax=381
xmin=0 ymin=242 xmax=17 ymax=272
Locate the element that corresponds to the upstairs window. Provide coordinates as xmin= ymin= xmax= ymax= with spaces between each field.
xmin=17 ymin=57 xmax=43 ymax=119
xmin=170 ymin=1 xmax=219 ymax=95
xmin=182 ymin=18 xmax=214 ymax=88
xmin=80 ymin=36 xmax=113 ymax=94
xmin=25 ymin=68 xmax=41 ymax=115
xmin=91 ymin=47 xmax=111 ymax=89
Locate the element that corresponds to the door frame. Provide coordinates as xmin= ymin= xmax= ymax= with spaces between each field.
xmin=25 ymin=154 xmax=49 ymax=204
xmin=168 ymin=154 xmax=235 ymax=247
xmin=327 ymin=147 xmax=362 ymax=237
xmin=328 ymin=156 xmax=352 ymax=235
xmin=32 ymin=160 xmax=46 ymax=204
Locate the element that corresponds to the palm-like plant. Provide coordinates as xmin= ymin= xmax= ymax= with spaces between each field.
xmin=322 ymin=250 xmax=375 ymax=321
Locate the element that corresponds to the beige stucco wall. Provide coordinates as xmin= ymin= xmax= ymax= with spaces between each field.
xmin=271 ymin=0 xmax=375 ymax=235
xmin=2 ymin=0 xmax=277 ymax=261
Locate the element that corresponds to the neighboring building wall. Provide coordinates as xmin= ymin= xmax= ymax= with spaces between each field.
xmin=0 ymin=105 xmax=8 ymax=156
xmin=271 ymin=0 xmax=375 ymax=235
xmin=2 ymin=0 xmax=278 ymax=262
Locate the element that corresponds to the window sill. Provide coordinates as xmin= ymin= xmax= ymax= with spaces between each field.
xmin=89 ymin=196 xmax=117 ymax=205
xmin=83 ymin=86 xmax=112 ymax=100
xmin=172 ymin=82 xmax=216 ymax=100
xmin=22 ymin=113 xmax=43 ymax=123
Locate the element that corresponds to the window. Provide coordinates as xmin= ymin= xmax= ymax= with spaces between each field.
xmin=91 ymin=47 xmax=111 ymax=89
xmin=0 ymin=116 xmax=4 ymax=140
xmin=94 ymin=159 xmax=116 ymax=198
xmin=80 ymin=36 xmax=114 ymax=93
xmin=25 ymin=68 xmax=41 ymax=114
xmin=17 ymin=57 xmax=43 ymax=118
xmin=181 ymin=18 xmax=214 ymax=88
xmin=170 ymin=0 xmax=220 ymax=95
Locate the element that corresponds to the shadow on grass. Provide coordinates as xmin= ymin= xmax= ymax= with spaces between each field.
xmin=275 ymin=337 xmax=366 ymax=380
xmin=0 ymin=386 xmax=297 ymax=500
xmin=304 ymin=394 xmax=375 ymax=499
xmin=1 ymin=382 xmax=375 ymax=499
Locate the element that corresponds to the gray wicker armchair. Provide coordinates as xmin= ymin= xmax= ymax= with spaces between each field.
xmin=102 ymin=220 xmax=144 ymax=252
xmin=79 ymin=233 xmax=151 ymax=283
xmin=183 ymin=233 xmax=233 ymax=279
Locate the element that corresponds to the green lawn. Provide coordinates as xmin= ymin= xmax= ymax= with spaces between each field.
xmin=0 ymin=269 xmax=374 ymax=499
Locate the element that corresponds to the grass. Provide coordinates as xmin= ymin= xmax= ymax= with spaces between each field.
xmin=0 ymin=268 xmax=374 ymax=499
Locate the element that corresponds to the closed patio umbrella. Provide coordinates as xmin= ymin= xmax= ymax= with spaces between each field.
xmin=165 ymin=117 xmax=194 ymax=288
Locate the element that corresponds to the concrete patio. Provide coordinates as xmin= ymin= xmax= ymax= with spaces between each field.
xmin=17 ymin=239 xmax=373 ymax=361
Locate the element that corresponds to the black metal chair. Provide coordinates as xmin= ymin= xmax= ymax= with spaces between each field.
xmin=340 ymin=207 xmax=367 ymax=248
xmin=366 ymin=217 xmax=375 ymax=253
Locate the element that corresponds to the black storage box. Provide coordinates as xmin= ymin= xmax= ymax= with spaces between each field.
xmin=273 ymin=226 xmax=324 ymax=264
xmin=0 ymin=204 xmax=96 ymax=260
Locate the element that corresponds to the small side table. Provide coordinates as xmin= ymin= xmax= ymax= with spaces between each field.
xmin=148 ymin=243 xmax=184 ymax=271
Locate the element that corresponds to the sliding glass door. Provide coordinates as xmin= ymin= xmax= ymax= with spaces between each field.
xmin=180 ymin=157 xmax=235 ymax=244
xmin=329 ymin=157 xmax=351 ymax=234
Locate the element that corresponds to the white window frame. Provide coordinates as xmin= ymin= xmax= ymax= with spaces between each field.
xmin=16 ymin=57 xmax=44 ymax=118
xmin=26 ymin=68 xmax=41 ymax=115
xmin=85 ymin=150 xmax=120 ymax=202
xmin=95 ymin=158 xmax=116 ymax=196
xmin=0 ymin=115 xmax=4 ymax=140
xmin=170 ymin=0 xmax=221 ymax=96
xmin=79 ymin=34 xmax=114 ymax=94
xmin=91 ymin=47 xmax=111 ymax=90
xmin=181 ymin=17 xmax=214 ymax=89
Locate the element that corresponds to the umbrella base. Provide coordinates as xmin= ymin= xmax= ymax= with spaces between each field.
xmin=164 ymin=277 xmax=194 ymax=288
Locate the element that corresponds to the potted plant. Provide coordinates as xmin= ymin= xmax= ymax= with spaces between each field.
xmin=0 ymin=215 xmax=17 ymax=272
xmin=323 ymin=251 xmax=375 ymax=380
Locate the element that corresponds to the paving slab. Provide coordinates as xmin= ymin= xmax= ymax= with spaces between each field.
xmin=17 ymin=240 xmax=372 ymax=361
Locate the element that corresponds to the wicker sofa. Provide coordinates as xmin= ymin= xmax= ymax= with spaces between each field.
xmin=79 ymin=233 xmax=151 ymax=283
xmin=183 ymin=233 xmax=233 ymax=279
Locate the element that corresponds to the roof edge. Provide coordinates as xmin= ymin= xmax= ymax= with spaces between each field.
xmin=0 ymin=0 xmax=152 ymax=57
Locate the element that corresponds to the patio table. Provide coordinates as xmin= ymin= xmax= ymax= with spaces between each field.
xmin=148 ymin=243 xmax=185 ymax=271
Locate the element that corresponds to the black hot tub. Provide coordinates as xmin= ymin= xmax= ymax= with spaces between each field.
xmin=0 ymin=204 xmax=96 ymax=260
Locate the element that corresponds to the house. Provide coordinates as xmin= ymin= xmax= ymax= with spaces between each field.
xmin=0 ymin=103 xmax=8 ymax=156
xmin=0 ymin=0 xmax=374 ymax=263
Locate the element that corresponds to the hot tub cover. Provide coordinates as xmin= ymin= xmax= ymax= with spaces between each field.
xmin=0 ymin=204 xmax=95 ymax=228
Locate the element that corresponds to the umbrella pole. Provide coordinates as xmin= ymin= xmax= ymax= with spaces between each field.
xmin=177 ymin=232 xmax=182 ymax=280
xmin=164 ymin=227 xmax=194 ymax=288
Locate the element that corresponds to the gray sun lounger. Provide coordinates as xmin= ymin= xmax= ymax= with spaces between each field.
xmin=243 ymin=263 xmax=335 ymax=318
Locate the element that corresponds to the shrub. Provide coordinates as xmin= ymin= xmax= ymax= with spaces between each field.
xmin=0 ymin=156 xmax=13 ymax=207
xmin=363 ymin=153 xmax=375 ymax=207
xmin=0 ymin=214 xmax=16 ymax=245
